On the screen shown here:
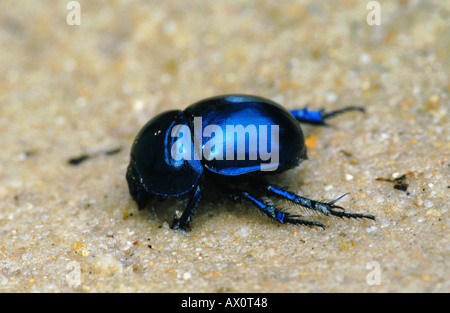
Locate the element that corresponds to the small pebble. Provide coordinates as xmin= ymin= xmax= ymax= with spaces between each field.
xmin=183 ymin=272 xmax=192 ymax=280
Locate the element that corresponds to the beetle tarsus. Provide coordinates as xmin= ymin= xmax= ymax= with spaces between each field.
xmin=283 ymin=214 xmax=325 ymax=228
xmin=321 ymin=106 xmax=365 ymax=122
xmin=264 ymin=184 xmax=374 ymax=222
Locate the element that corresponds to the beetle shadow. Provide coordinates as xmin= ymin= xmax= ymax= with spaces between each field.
xmin=143 ymin=196 xmax=185 ymax=227
xmin=145 ymin=173 xmax=294 ymax=230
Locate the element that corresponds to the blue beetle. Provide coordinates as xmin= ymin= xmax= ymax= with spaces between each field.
xmin=126 ymin=94 xmax=374 ymax=230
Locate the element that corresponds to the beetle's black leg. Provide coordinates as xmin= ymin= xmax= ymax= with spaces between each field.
xmin=290 ymin=106 xmax=365 ymax=125
xmin=172 ymin=184 xmax=203 ymax=230
xmin=263 ymin=184 xmax=375 ymax=220
xmin=231 ymin=189 xmax=325 ymax=228
xmin=135 ymin=189 xmax=152 ymax=211
xmin=126 ymin=163 xmax=153 ymax=210
xmin=321 ymin=106 xmax=365 ymax=122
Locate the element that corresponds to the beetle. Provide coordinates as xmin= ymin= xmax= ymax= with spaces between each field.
xmin=126 ymin=94 xmax=374 ymax=230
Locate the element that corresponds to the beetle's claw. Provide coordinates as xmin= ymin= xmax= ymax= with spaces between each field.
xmin=316 ymin=193 xmax=369 ymax=219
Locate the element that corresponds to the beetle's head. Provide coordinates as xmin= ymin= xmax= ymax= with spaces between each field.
xmin=127 ymin=110 xmax=203 ymax=201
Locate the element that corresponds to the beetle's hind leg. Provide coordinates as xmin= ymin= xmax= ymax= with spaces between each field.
xmin=263 ymin=184 xmax=375 ymax=220
xmin=290 ymin=106 xmax=365 ymax=125
xmin=229 ymin=188 xmax=325 ymax=228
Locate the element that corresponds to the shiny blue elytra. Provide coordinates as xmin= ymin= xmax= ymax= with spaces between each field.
xmin=126 ymin=94 xmax=374 ymax=230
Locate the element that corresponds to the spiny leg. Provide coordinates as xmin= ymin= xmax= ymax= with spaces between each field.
xmin=264 ymin=184 xmax=375 ymax=220
xmin=233 ymin=189 xmax=325 ymax=228
xmin=172 ymin=184 xmax=203 ymax=230
xmin=290 ymin=106 xmax=365 ymax=125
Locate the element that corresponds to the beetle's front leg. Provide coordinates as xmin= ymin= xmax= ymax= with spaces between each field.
xmin=290 ymin=106 xmax=365 ymax=125
xmin=172 ymin=184 xmax=203 ymax=230
xmin=126 ymin=162 xmax=153 ymax=210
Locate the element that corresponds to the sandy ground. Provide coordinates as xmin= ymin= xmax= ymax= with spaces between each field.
xmin=0 ymin=0 xmax=448 ymax=292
